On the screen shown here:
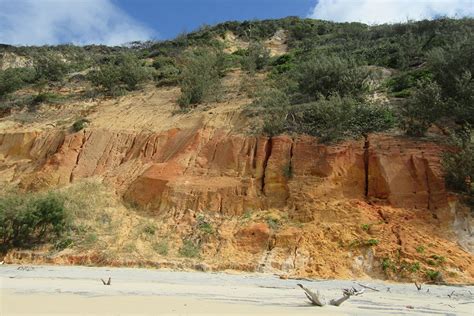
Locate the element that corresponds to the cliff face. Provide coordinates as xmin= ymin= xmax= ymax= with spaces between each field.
xmin=1 ymin=128 xmax=473 ymax=282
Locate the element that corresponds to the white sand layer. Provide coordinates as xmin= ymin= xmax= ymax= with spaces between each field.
xmin=1 ymin=264 xmax=473 ymax=315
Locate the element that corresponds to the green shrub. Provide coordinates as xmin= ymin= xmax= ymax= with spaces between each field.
xmin=289 ymin=55 xmax=369 ymax=102
xmin=178 ymin=48 xmax=224 ymax=108
xmin=196 ymin=214 xmax=214 ymax=235
xmin=365 ymin=239 xmax=379 ymax=246
xmin=361 ymin=224 xmax=371 ymax=231
xmin=88 ymin=53 xmax=151 ymax=95
xmin=241 ymin=42 xmax=270 ymax=73
xmin=0 ymin=67 xmax=35 ymax=99
xmin=264 ymin=95 xmax=395 ymax=142
xmin=34 ymin=53 xmax=69 ymax=82
xmin=179 ymin=239 xmax=200 ymax=258
xmin=416 ymin=245 xmax=425 ymax=253
xmin=442 ymin=141 xmax=473 ymax=206
xmin=153 ymin=240 xmax=169 ymax=256
xmin=425 ymin=269 xmax=443 ymax=282
xmin=0 ymin=192 xmax=69 ymax=251
xmin=72 ymin=118 xmax=90 ymax=132
xmin=400 ymin=80 xmax=446 ymax=136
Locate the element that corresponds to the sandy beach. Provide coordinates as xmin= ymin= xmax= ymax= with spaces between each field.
xmin=1 ymin=264 xmax=473 ymax=315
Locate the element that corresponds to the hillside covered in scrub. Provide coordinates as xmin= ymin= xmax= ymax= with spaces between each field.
xmin=0 ymin=17 xmax=473 ymax=283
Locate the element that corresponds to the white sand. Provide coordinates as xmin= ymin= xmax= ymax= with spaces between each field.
xmin=1 ymin=264 xmax=473 ymax=315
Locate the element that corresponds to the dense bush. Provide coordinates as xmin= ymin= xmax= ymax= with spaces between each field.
xmin=400 ymin=80 xmax=446 ymax=136
xmin=258 ymin=94 xmax=395 ymax=142
xmin=0 ymin=192 xmax=69 ymax=251
xmin=287 ymin=55 xmax=369 ymax=102
xmin=178 ymin=48 xmax=225 ymax=108
xmin=443 ymin=137 xmax=474 ymax=206
xmin=0 ymin=67 xmax=36 ymax=99
xmin=34 ymin=53 xmax=70 ymax=82
xmin=240 ymin=42 xmax=270 ymax=73
xmin=88 ymin=52 xmax=151 ymax=95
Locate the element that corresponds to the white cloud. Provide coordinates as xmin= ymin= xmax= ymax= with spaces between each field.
xmin=0 ymin=0 xmax=155 ymax=46
xmin=309 ymin=0 xmax=474 ymax=24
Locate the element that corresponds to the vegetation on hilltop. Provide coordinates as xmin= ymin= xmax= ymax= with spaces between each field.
xmin=0 ymin=17 xmax=472 ymax=202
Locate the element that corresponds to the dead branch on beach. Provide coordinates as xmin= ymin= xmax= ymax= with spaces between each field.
xmin=415 ymin=282 xmax=422 ymax=291
xmin=101 ymin=277 xmax=111 ymax=285
xmin=297 ymin=284 xmax=363 ymax=307
xmin=297 ymin=284 xmax=325 ymax=306
xmin=356 ymin=282 xmax=379 ymax=292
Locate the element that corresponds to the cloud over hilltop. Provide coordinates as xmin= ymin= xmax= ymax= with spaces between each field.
xmin=309 ymin=0 xmax=474 ymax=24
xmin=0 ymin=0 xmax=154 ymax=46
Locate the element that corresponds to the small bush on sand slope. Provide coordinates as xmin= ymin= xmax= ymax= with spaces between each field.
xmin=0 ymin=192 xmax=69 ymax=251
xmin=88 ymin=52 xmax=151 ymax=96
xmin=177 ymin=48 xmax=226 ymax=108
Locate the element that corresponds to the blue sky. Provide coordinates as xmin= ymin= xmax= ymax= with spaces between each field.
xmin=116 ymin=0 xmax=316 ymax=40
xmin=0 ymin=0 xmax=472 ymax=46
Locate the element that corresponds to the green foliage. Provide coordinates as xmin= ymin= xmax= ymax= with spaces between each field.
xmin=153 ymin=240 xmax=169 ymax=256
xmin=72 ymin=118 xmax=90 ymax=132
xmin=240 ymin=42 xmax=270 ymax=73
xmin=259 ymin=95 xmax=395 ymax=142
xmin=381 ymin=258 xmax=395 ymax=272
xmin=416 ymin=245 xmax=425 ymax=253
xmin=0 ymin=67 xmax=36 ymax=99
xmin=288 ymin=55 xmax=369 ymax=102
xmin=34 ymin=53 xmax=70 ymax=82
xmin=0 ymin=192 xmax=69 ymax=251
xmin=142 ymin=223 xmax=156 ymax=235
xmin=425 ymin=269 xmax=443 ymax=282
xmin=442 ymin=139 xmax=474 ymax=206
xmin=400 ymin=80 xmax=445 ymax=136
xmin=196 ymin=214 xmax=214 ymax=235
xmin=282 ymin=163 xmax=293 ymax=179
xmin=266 ymin=217 xmax=280 ymax=230
xmin=88 ymin=52 xmax=151 ymax=95
xmin=361 ymin=224 xmax=371 ymax=231
xmin=179 ymin=239 xmax=200 ymax=258
xmin=178 ymin=48 xmax=224 ymax=108
xmin=365 ymin=239 xmax=379 ymax=246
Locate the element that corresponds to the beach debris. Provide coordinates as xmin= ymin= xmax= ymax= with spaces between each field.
xmin=356 ymin=282 xmax=379 ymax=292
xmin=297 ymin=284 xmax=325 ymax=306
xmin=297 ymin=284 xmax=362 ymax=307
xmin=0 ymin=260 xmax=4 ymax=265
xmin=406 ymin=305 xmax=414 ymax=309
xmin=17 ymin=266 xmax=34 ymax=271
xmin=415 ymin=282 xmax=422 ymax=291
xmin=101 ymin=277 xmax=111 ymax=285
xmin=448 ymin=290 xmax=455 ymax=298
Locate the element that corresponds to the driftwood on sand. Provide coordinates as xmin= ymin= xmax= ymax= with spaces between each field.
xmin=297 ymin=284 xmax=364 ymax=307
xmin=101 ymin=277 xmax=111 ymax=285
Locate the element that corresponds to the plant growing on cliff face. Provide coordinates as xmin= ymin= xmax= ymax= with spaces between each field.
xmin=365 ymin=239 xmax=379 ymax=246
xmin=153 ymin=240 xmax=169 ymax=256
xmin=361 ymin=223 xmax=371 ymax=231
xmin=72 ymin=118 xmax=90 ymax=132
xmin=179 ymin=239 xmax=200 ymax=258
xmin=425 ymin=269 xmax=443 ymax=282
xmin=197 ymin=214 xmax=214 ymax=235
xmin=416 ymin=245 xmax=425 ymax=253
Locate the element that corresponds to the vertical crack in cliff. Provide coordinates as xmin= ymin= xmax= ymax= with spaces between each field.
xmin=363 ymin=136 xmax=370 ymax=197
xmin=293 ymin=236 xmax=303 ymax=269
xmin=69 ymin=130 xmax=88 ymax=183
xmin=285 ymin=139 xmax=295 ymax=204
xmin=260 ymin=137 xmax=272 ymax=194
xmin=423 ymin=156 xmax=432 ymax=211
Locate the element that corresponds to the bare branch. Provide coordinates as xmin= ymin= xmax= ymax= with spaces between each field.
xmin=356 ymin=282 xmax=380 ymax=292
xmin=297 ymin=284 xmax=325 ymax=307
